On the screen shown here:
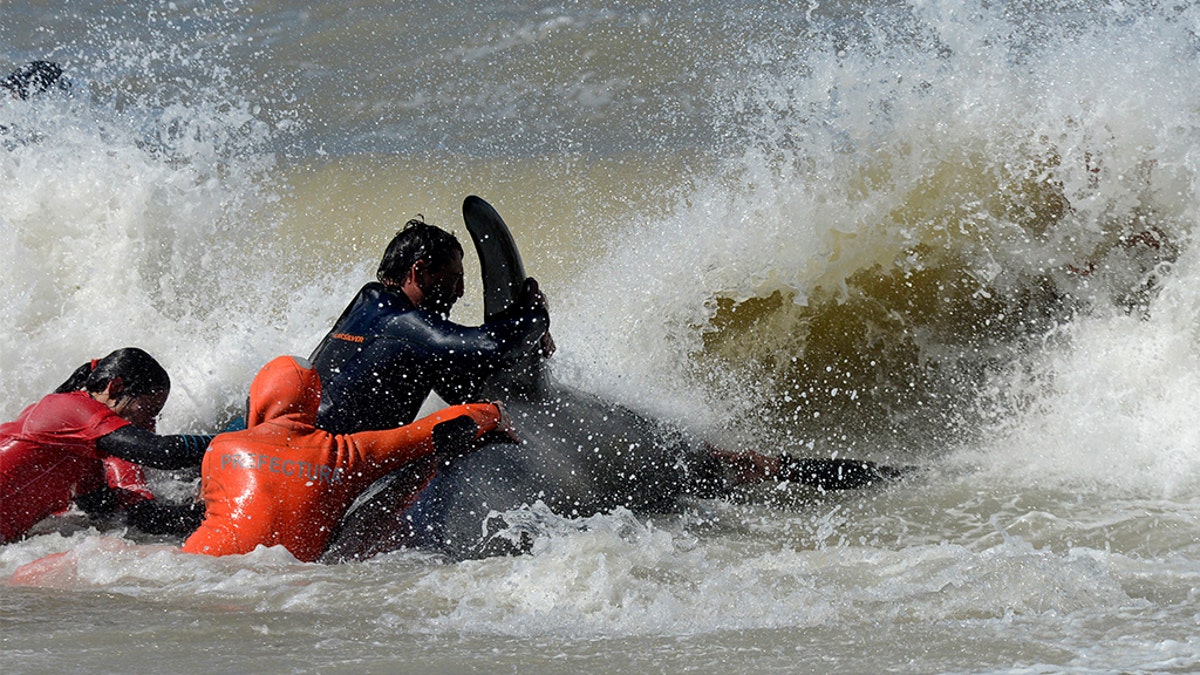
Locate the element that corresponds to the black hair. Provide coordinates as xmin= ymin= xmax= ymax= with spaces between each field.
xmin=2 ymin=61 xmax=67 ymax=100
xmin=376 ymin=217 xmax=464 ymax=285
xmin=54 ymin=347 xmax=171 ymax=397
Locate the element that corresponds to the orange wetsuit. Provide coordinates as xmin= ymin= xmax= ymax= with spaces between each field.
xmin=182 ymin=355 xmax=503 ymax=562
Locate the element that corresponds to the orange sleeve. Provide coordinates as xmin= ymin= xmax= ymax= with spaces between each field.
xmin=344 ymin=402 xmax=502 ymax=472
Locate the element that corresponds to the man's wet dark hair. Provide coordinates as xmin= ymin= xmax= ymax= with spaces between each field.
xmin=55 ymin=347 xmax=171 ymax=398
xmin=376 ymin=217 xmax=464 ymax=286
xmin=2 ymin=61 xmax=67 ymax=100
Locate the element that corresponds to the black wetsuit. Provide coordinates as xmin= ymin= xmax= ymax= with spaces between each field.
xmin=309 ymin=282 xmax=549 ymax=435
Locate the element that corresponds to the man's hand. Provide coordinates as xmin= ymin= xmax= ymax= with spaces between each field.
xmin=539 ymin=331 xmax=556 ymax=358
xmin=706 ymin=444 xmax=781 ymax=486
xmin=491 ymin=400 xmax=520 ymax=443
xmin=522 ymin=277 xmax=556 ymax=358
xmin=521 ymin=277 xmax=549 ymax=311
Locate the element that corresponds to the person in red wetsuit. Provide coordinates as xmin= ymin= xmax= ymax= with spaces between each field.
xmin=0 ymin=348 xmax=213 ymax=544
xmin=182 ymin=355 xmax=512 ymax=562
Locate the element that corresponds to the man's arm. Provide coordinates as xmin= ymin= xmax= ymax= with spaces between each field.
xmin=347 ymin=402 xmax=506 ymax=473
xmin=420 ymin=301 xmax=550 ymax=404
xmin=95 ymin=427 xmax=213 ymax=469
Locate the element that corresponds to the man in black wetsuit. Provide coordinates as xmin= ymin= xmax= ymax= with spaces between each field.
xmin=309 ymin=218 xmax=552 ymax=435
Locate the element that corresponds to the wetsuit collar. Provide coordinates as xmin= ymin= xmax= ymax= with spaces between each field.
xmin=372 ymin=281 xmax=416 ymax=309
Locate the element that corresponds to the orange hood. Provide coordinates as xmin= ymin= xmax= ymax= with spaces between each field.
xmin=246 ymin=355 xmax=322 ymax=427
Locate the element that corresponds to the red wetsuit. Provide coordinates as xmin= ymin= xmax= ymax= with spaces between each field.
xmin=102 ymin=456 xmax=155 ymax=506
xmin=182 ymin=355 xmax=503 ymax=562
xmin=0 ymin=391 xmax=132 ymax=543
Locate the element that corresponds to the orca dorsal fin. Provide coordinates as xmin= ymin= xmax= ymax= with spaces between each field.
xmin=462 ymin=195 xmax=546 ymax=398
xmin=463 ymin=195 xmax=527 ymax=322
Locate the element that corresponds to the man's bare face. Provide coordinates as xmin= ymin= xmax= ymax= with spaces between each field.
xmin=419 ymin=250 xmax=465 ymax=316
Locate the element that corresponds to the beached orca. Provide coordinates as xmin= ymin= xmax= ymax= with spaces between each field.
xmin=322 ymin=196 xmax=901 ymax=561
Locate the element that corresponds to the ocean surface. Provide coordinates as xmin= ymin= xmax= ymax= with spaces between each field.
xmin=3 ymin=1 xmax=1200 ymax=672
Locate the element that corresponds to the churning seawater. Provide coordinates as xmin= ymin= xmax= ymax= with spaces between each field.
xmin=3 ymin=1 xmax=1200 ymax=673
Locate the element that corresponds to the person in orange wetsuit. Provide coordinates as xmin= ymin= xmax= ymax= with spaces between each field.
xmin=182 ymin=355 xmax=511 ymax=562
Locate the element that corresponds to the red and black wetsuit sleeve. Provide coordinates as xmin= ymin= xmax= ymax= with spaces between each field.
xmin=95 ymin=427 xmax=213 ymax=469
